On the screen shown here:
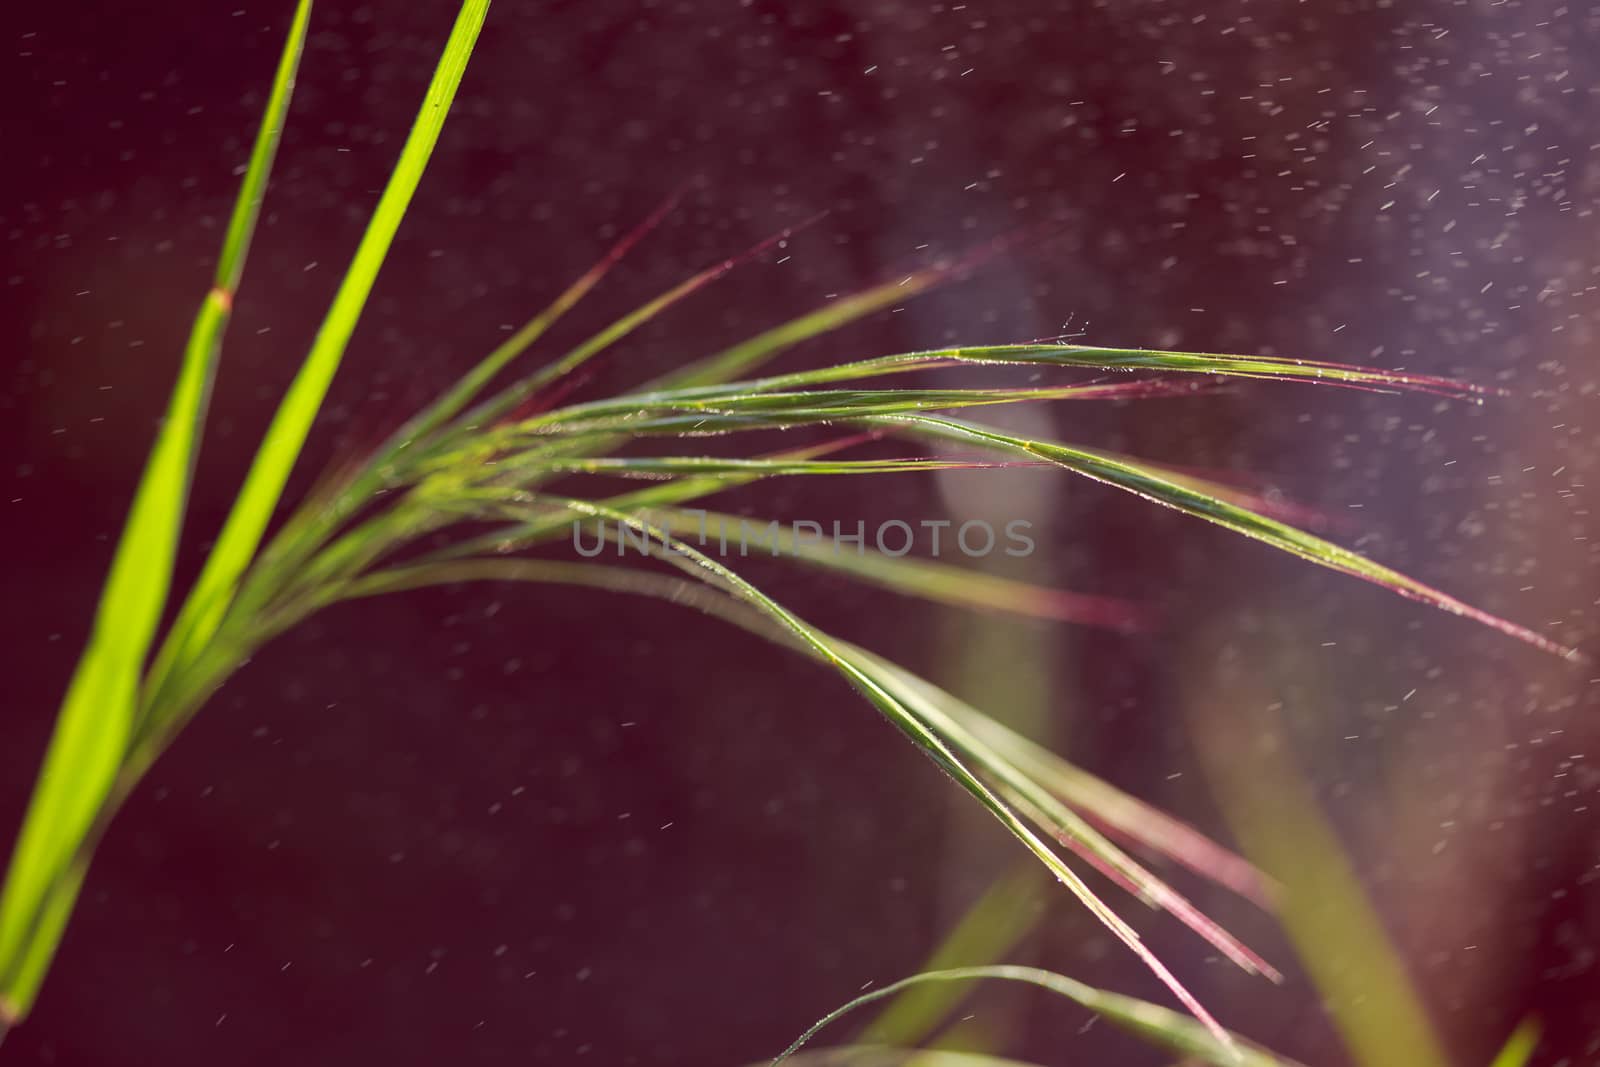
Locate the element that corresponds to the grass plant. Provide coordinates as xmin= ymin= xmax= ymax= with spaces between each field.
xmin=0 ymin=1 xmax=1573 ymax=1059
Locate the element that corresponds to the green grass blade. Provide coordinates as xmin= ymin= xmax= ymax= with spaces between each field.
xmin=0 ymin=2 xmax=313 ymax=1023
xmin=140 ymin=0 xmax=491 ymax=734
xmin=841 ymin=645 xmax=1278 ymax=982
xmin=753 ymin=1051 xmax=1048 ymax=1067
xmin=0 ymin=0 xmax=313 ymax=1025
xmin=341 ymin=556 xmax=743 ymax=607
xmin=502 ymin=381 xmax=1192 ymax=439
xmin=1488 ymin=1019 xmax=1540 ymax=1067
xmin=858 ymin=867 xmax=1043 ymax=1048
xmin=286 ymin=218 xmax=841 ymax=512
xmin=1189 ymin=686 xmax=1450 ymax=1067
xmin=888 ymin=415 xmax=1578 ymax=658
xmin=448 ymin=225 xmax=806 ymax=436
xmin=0 ymin=861 xmax=87 ymax=1029
xmin=657 ymin=264 xmax=956 ymax=390
xmin=948 ymin=710 xmax=1270 ymax=905
xmin=485 ymin=455 xmax=1020 ymax=480
xmin=397 ymin=190 xmax=685 ymax=447
xmin=225 ymin=191 xmax=683 ymax=609
xmin=440 ymin=339 xmax=1489 ymax=486
xmin=709 ymin=343 xmax=1492 ymax=398
xmin=212 ymin=0 xmax=314 ymax=297
xmin=774 ymin=966 xmax=1307 ymax=1067
xmin=572 ymin=341 xmax=1486 ymax=399
xmin=430 ymin=317 xmax=1446 ymax=488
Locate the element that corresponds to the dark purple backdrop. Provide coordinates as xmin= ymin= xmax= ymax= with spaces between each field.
xmin=2 ymin=1 xmax=1598 ymax=1064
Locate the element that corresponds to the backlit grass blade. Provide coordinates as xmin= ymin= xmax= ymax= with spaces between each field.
xmin=1082 ymin=449 xmax=1345 ymax=533
xmin=857 ymin=867 xmax=1043 ymax=1049
xmin=544 ymin=341 xmax=1488 ymax=399
xmin=433 ymin=318 xmax=1463 ymax=485
xmin=504 ymin=381 xmax=1207 ymax=438
xmin=341 ymin=557 xmax=711 ymax=602
xmin=339 ymin=220 xmax=837 ymax=490
xmin=658 ymin=264 xmax=957 ymax=390
xmin=0 ymin=0 xmax=314 ymax=1026
xmin=888 ymin=415 xmax=1579 ymax=659
xmin=407 ymin=188 xmax=688 ymax=443
xmin=939 ymin=343 xmax=1493 ymax=397
xmin=451 ymin=220 xmax=821 ymax=436
xmin=0 ymin=861 xmax=87 ymax=1034
xmin=210 ymin=0 xmax=314 ymax=301
xmin=1189 ymin=683 xmax=1450 ymax=1067
xmin=842 ymin=644 xmax=1278 ymax=981
xmin=229 ymin=189 xmax=688 ymax=606
xmin=494 ymin=454 xmax=1026 ymax=479
xmin=773 ymin=966 xmax=1308 ymax=1067
xmin=3 ymin=0 xmax=1560 ymax=1036
xmin=458 ymin=340 xmax=1489 ymax=467
xmin=949 ymin=708 xmax=1270 ymax=904
xmin=1488 ymin=1019 xmax=1540 ymax=1067
xmin=140 ymin=0 xmax=491 ymax=734
xmin=754 ymin=1051 xmax=1047 ymax=1066
xmin=693 ymin=343 xmax=1493 ymax=399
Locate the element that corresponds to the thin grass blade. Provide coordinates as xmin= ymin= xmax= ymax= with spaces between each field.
xmin=139 ymin=0 xmax=491 ymax=737
xmin=232 ymin=188 xmax=689 ymax=602
xmin=446 ymin=217 xmax=823 ymax=439
xmin=858 ymin=867 xmax=1043 ymax=1048
xmin=841 ymin=645 xmax=1278 ymax=981
xmin=504 ymin=381 xmax=1210 ymax=439
xmin=415 ymin=187 xmax=689 ymax=441
xmin=695 ymin=343 xmax=1493 ymax=398
xmin=753 ymin=1051 xmax=1048 ymax=1067
xmin=1488 ymin=1019 xmax=1540 ymax=1067
xmin=888 ymin=415 xmax=1579 ymax=658
xmin=488 ymin=454 xmax=1027 ymax=480
xmin=774 ymin=966 xmax=1308 ymax=1067
xmin=952 ymin=711 xmax=1270 ymax=904
xmin=0 ymin=0 xmax=315 ymax=1025
xmin=658 ymin=264 xmax=957 ymax=390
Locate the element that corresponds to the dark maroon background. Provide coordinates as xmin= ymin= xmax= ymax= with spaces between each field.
xmin=2 ymin=1 xmax=1598 ymax=1064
